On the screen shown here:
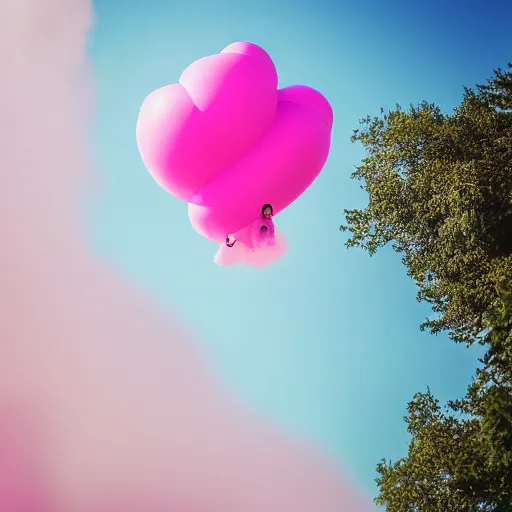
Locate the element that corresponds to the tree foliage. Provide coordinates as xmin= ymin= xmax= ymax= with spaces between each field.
xmin=342 ymin=64 xmax=512 ymax=511
xmin=372 ymin=286 xmax=512 ymax=511
xmin=375 ymin=383 xmax=512 ymax=511
xmin=342 ymin=63 xmax=512 ymax=345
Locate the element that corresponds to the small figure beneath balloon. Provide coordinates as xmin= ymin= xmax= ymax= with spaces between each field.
xmin=225 ymin=204 xmax=275 ymax=249
xmin=216 ymin=203 xmax=284 ymax=267
xmin=254 ymin=203 xmax=276 ymax=249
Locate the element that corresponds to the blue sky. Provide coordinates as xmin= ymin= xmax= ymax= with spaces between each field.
xmin=89 ymin=0 xmax=512 ymax=496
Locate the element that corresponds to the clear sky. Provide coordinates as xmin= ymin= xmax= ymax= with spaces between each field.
xmin=89 ymin=0 xmax=511 ymax=496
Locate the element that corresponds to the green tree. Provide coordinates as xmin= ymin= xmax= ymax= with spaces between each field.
xmin=342 ymin=64 xmax=512 ymax=511
xmin=341 ymin=63 xmax=512 ymax=346
xmin=374 ymin=382 xmax=512 ymax=511
xmin=372 ymin=285 xmax=512 ymax=511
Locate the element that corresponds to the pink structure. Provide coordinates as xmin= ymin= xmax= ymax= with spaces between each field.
xmin=136 ymin=42 xmax=333 ymax=267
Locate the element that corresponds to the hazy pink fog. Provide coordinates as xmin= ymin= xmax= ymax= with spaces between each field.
xmin=0 ymin=0 xmax=375 ymax=510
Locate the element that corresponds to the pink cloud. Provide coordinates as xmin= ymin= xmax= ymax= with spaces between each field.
xmin=0 ymin=0 xmax=375 ymax=510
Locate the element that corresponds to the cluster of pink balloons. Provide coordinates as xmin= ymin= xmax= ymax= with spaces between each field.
xmin=136 ymin=42 xmax=333 ymax=267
